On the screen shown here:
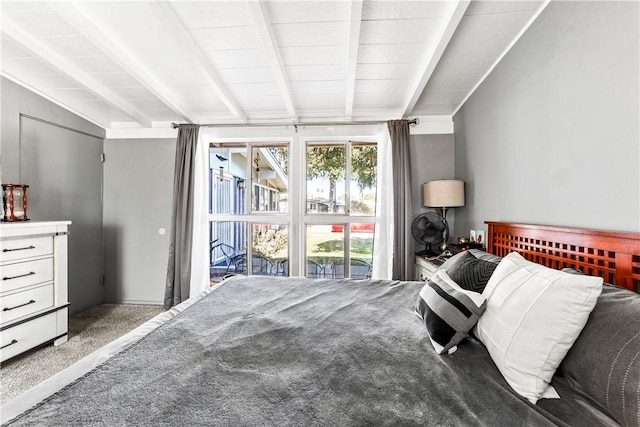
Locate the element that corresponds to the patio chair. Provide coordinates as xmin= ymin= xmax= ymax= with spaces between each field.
xmin=330 ymin=259 xmax=372 ymax=279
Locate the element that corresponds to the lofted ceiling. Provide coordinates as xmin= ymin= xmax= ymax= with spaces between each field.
xmin=1 ymin=0 xmax=547 ymax=130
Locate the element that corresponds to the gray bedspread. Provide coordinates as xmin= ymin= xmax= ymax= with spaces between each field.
xmin=5 ymin=276 xmax=586 ymax=426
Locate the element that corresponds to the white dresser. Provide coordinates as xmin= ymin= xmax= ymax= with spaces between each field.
xmin=0 ymin=221 xmax=71 ymax=362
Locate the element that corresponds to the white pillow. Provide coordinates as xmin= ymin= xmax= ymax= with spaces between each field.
xmin=474 ymin=252 xmax=603 ymax=404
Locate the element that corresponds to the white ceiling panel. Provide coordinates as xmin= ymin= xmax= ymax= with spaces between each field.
xmin=362 ymin=1 xmax=452 ymax=20
xmin=466 ymin=1 xmax=543 ymax=16
xmin=272 ymin=22 xmax=349 ymax=47
xmin=189 ymin=97 xmax=231 ymax=113
xmin=355 ymin=79 xmax=411 ymax=94
xmin=354 ymin=92 xmax=404 ymax=109
xmin=2 ymin=56 xmax=59 ymax=77
xmin=264 ymin=2 xmax=350 ymax=24
xmin=170 ymin=1 xmax=255 ymax=29
xmin=110 ymin=87 xmax=159 ymax=100
xmin=217 ymin=67 xmax=278 ymax=85
xmin=357 ymin=43 xmax=425 ymax=64
xmin=1 ymin=1 xmax=49 ymax=13
xmin=235 ymin=96 xmax=288 ymax=112
xmin=279 ymin=46 xmax=346 ymax=66
xmin=190 ymin=26 xmax=262 ymax=51
xmin=419 ymin=89 xmax=470 ymax=106
xmin=128 ymin=98 xmax=179 ymax=112
xmin=90 ymin=73 xmax=143 ymax=89
xmin=74 ymin=56 xmax=127 ymax=75
xmin=295 ymin=93 xmax=344 ymax=110
xmin=286 ymin=65 xmax=346 ymax=82
xmin=1 ymin=37 xmax=31 ymax=58
xmin=25 ymin=73 xmax=81 ymax=90
xmin=205 ymin=49 xmax=270 ymax=69
xmin=57 ymin=87 xmax=104 ymax=101
xmin=36 ymin=35 xmax=101 ymax=57
xmin=227 ymin=83 xmax=282 ymax=98
xmin=290 ymin=80 xmax=344 ymax=95
xmin=75 ymin=3 xmax=171 ymax=34
xmin=356 ymin=63 xmax=416 ymax=80
xmin=0 ymin=0 xmax=549 ymax=129
xmin=359 ymin=19 xmax=442 ymax=45
xmin=3 ymin=8 xmax=77 ymax=37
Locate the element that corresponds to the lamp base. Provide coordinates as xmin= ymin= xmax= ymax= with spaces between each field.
xmin=440 ymin=207 xmax=449 ymax=253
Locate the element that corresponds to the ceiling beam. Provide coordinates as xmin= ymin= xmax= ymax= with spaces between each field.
xmin=248 ymin=0 xmax=298 ymax=120
xmin=49 ymin=2 xmax=197 ymax=125
xmin=1 ymin=19 xmax=152 ymax=128
xmin=401 ymin=0 xmax=470 ymax=117
xmin=344 ymin=0 xmax=363 ymax=120
xmin=155 ymin=2 xmax=248 ymax=122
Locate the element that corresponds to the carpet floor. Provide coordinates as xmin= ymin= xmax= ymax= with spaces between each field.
xmin=0 ymin=303 xmax=164 ymax=405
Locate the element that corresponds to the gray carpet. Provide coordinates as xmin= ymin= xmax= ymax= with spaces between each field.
xmin=0 ymin=303 xmax=164 ymax=405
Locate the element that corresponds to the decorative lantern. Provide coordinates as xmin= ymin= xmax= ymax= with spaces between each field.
xmin=2 ymin=184 xmax=29 ymax=222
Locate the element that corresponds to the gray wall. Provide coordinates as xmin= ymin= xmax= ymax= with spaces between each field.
xmin=1 ymin=77 xmax=106 ymax=315
xmin=410 ymin=134 xmax=457 ymax=250
xmin=454 ymin=1 xmax=640 ymax=236
xmin=103 ymin=138 xmax=175 ymax=305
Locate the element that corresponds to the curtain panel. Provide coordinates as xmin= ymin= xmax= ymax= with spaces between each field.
xmin=164 ymin=124 xmax=200 ymax=309
xmin=387 ymin=120 xmax=413 ymax=281
xmin=372 ymin=125 xmax=393 ymax=280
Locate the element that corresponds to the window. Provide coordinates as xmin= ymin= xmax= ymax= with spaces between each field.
xmin=304 ymin=141 xmax=376 ymax=279
xmin=208 ymin=135 xmax=377 ymax=282
xmin=209 ymin=143 xmax=289 ymax=282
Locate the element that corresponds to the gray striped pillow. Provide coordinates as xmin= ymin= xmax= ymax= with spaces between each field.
xmin=415 ymin=270 xmax=487 ymax=355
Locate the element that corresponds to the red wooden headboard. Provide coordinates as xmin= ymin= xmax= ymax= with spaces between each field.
xmin=485 ymin=222 xmax=640 ymax=293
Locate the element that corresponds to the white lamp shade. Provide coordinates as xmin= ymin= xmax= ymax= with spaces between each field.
xmin=423 ymin=180 xmax=465 ymax=208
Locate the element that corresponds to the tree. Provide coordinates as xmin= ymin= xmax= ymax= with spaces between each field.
xmin=306 ymin=144 xmax=377 ymax=212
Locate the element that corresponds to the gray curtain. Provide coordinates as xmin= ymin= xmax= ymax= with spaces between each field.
xmin=164 ymin=124 xmax=200 ymax=309
xmin=387 ymin=120 xmax=413 ymax=280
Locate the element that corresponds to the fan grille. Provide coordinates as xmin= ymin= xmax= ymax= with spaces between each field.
xmin=411 ymin=212 xmax=445 ymax=253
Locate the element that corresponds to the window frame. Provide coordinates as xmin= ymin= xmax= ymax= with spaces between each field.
xmin=207 ymin=129 xmax=378 ymax=279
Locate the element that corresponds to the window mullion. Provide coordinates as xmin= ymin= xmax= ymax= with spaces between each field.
xmin=345 ymin=142 xmax=352 ymax=278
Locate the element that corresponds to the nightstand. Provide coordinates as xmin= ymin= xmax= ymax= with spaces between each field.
xmin=414 ymin=255 xmax=445 ymax=281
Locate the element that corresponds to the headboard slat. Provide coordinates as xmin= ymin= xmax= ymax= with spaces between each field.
xmin=486 ymin=222 xmax=640 ymax=293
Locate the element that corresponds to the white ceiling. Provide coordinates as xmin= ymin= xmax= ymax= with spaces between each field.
xmin=1 ymin=0 xmax=547 ymax=130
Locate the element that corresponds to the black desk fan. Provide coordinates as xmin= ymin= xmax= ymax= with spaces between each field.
xmin=411 ymin=212 xmax=446 ymax=256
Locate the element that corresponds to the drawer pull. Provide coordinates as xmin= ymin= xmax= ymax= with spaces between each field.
xmin=2 ymin=245 xmax=36 ymax=253
xmin=3 ymin=271 xmax=36 ymax=281
xmin=3 ymin=300 xmax=36 ymax=311
xmin=1 ymin=339 xmax=18 ymax=350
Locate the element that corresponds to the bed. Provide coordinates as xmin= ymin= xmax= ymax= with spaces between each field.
xmin=1 ymin=222 xmax=638 ymax=426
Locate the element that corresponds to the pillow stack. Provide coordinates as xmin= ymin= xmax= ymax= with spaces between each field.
xmin=416 ymin=250 xmax=604 ymax=406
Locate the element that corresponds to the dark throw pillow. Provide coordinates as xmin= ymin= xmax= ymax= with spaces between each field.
xmin=415 ymin=270 xmax=487 ymax=355
xmin=446 ymin=252 xmax=498 ymax=293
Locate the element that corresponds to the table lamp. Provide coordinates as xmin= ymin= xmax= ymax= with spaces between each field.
xmin=422 ymin=180 xmax=465 ymax=252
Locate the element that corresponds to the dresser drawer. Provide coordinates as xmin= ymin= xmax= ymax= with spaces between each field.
xmin=0 ymin=236 xmax=53 ymax=263
xmin=1 ymin=257 xmax=54 ymax=293
xmin=0 ymin=311 xmax=58 ymax=362
xmin=0 ymin=284 xmax=54 ymax=325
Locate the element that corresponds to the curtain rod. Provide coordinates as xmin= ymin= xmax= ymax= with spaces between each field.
xmin=170 ymin=118 xmax=419 ymax=129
